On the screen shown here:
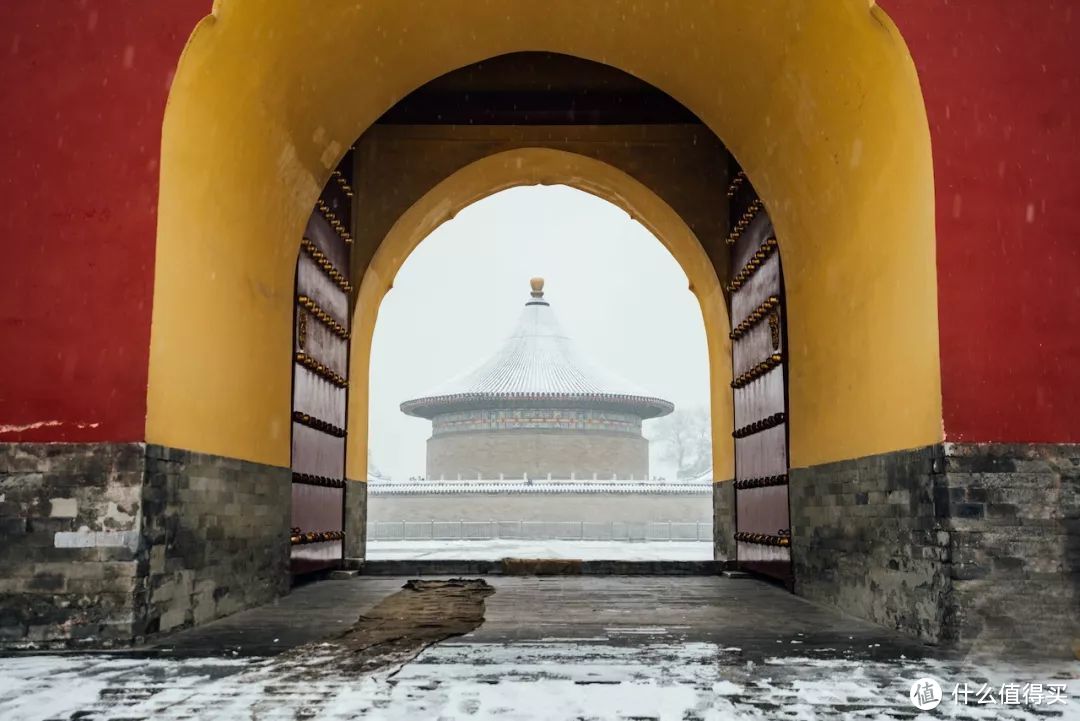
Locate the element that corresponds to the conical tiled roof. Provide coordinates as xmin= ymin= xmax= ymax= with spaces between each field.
xmin=400 ymin=278 xmax=674 ymax=420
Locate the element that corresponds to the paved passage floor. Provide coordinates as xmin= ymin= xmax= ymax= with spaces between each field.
xmin=0 ymin=576 xmax=1076 ymax=720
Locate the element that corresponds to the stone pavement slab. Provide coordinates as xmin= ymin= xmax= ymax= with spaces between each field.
xmin=0 ymin=575 xmax=1076 ymax=720
xmin=139 ymin=574 xmax=929 ymax=661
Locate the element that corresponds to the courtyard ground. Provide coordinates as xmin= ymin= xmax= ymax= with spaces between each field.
xmin=0 ymin=576 xmax=1076 ymax=720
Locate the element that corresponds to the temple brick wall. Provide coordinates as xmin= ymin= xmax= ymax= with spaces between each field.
xmin=426 ymin=431 xmax=649 ymax=481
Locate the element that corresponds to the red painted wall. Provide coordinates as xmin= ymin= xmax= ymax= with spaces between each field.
xmin=1 ymin=2 xmax=1075 ymax=445
xmin=0 ymin=2 xmax=206 ymax=442
xmin=887 ymin=0 xmax=1080 ymax=443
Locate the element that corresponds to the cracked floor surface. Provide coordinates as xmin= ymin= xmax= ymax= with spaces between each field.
xmin=1 ymin=576 xmax=1076 ymax=720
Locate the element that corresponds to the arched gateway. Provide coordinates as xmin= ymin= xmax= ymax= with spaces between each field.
xmin=2 ymin=1 xmax=1075 ymax=659
xmin=155 ymin=14 xmax=944 ymax=633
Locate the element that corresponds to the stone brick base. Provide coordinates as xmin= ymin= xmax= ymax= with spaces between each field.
xmin=712 ymin=481 xmax=735 ymax=563
xmin=940 ymin=443 xmax=1079 ymax=657
xmin=787 ymin=442 xmax=1079 ymax=657
xmin=789 ymin=446 xmax=948 ymax=643
xmin=5 ymin=441 xmax=1075 ymax=656
xmin=344 ymin=479 xmax=367 ymax=560
xmin=0 ymin=443 xmax=145 ymax=646
xmin=140 ymin=445 xmax=290 ymax=636
xmin=0 ymin=443 xmax=290 ymax=648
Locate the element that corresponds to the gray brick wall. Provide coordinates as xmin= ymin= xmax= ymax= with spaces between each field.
xmin=427 ymin=430 xmax=649 ymax=480
xmin=0 ymin=443 xmax=145 ymax=646
xmin=140 ymin=445 xmax=290 ymax=635
xmin=0 ymin=443 xmax=290 ymax=647
xmin=940 ymin=442 xmax=1079 ymax=657
xmin=789 ymin=446 xmax=948 ymax=643
xmin=788 ymin=442 xmax=1079 ymax=657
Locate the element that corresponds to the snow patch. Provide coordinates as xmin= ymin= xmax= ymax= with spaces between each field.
xmin=0 ymin=420 xmax=100 ymax=434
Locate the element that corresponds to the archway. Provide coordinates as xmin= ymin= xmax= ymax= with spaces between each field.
xmin=349 ymin=147 xmax=732 ymax=488
xmin=150 ymin=1 xmax=940 ymax=471
xmin=147 ymin=1 xmax=943 ymax=639
xmin=364 ymin=184 xmax=716 ymax=559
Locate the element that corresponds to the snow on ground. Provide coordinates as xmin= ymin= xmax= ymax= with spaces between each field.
xmin=365 ymin=539 xmax=714 ymax=560
xmin=0 ymin=642 xmax=1076 ymax=720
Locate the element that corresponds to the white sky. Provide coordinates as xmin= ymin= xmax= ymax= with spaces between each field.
xmin=367 ymin=185 xmax=710 ymax=481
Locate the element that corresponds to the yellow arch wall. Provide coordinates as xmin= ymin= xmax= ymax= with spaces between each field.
xmin=148 ymin=0 xmax=941 ymax=471
xmin=349 ymin=148 xmax=732 ymax=482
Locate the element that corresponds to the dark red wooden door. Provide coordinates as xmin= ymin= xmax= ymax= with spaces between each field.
xmin=290 ymin=156 xmax=354 ymax=574
xmin=727 ymin=171 xmax=792 ymax=585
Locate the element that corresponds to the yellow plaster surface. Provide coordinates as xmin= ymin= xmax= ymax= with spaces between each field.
xmin=149 ymin=0 xmax=942 ymax=473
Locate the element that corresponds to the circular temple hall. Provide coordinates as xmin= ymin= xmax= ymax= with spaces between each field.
xmin=400 ymin=278 xmax=674 ymax=482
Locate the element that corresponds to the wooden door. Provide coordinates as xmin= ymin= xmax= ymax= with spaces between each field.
xmin=727 ymin=170 xmax=792 ymax=585
xmin=290 ymin=155 xmax=354 ymax=574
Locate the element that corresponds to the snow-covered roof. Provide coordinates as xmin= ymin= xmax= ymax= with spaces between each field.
xmin=368 ymin=479 xmax=712 ymax=496
xmin=401 ymin=278 xmax=674 ymax=419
